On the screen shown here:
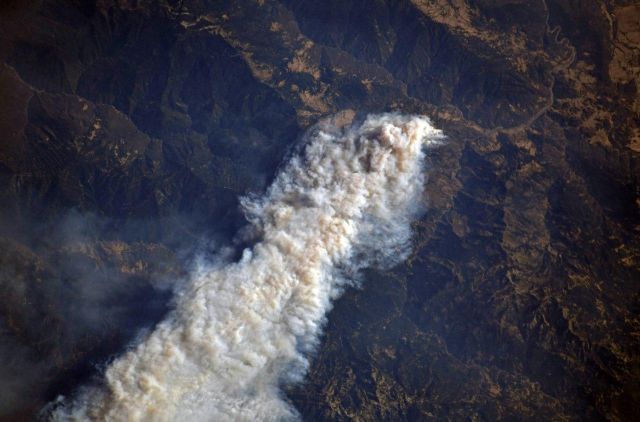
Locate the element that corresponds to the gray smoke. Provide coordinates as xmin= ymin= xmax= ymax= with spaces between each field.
xmin=0 ymin=210 xmax=190 ymax=418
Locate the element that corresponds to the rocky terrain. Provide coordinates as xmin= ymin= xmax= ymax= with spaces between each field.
xmin=0 ymin=0 xmax=638 ymax=420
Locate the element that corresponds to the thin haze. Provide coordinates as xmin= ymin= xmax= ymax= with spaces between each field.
xmin=50 ymin=113 xmax=444 ymax=421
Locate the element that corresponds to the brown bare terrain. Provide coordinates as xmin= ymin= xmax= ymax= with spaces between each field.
xmin=0 ymin=0 xmax=638 ymax=420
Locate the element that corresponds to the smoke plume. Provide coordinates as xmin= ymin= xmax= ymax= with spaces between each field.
xmin=50 ymin=113 xmax=443 ymax=421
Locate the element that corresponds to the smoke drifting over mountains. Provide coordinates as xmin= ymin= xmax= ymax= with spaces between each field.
xmin=50 ymin=113 xmax=443 ymax=421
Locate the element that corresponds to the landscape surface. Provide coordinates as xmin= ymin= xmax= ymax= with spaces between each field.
xmin=0 ymin=0 xmax=639 ymax=420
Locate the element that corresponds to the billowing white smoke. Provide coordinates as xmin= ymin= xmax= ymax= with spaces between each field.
xmin=51 ymin=113 xmax=443 ymax=421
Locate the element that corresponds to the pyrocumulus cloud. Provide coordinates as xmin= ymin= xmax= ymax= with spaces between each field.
xmin=50 ymin=113 xmax=443 ymax=421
